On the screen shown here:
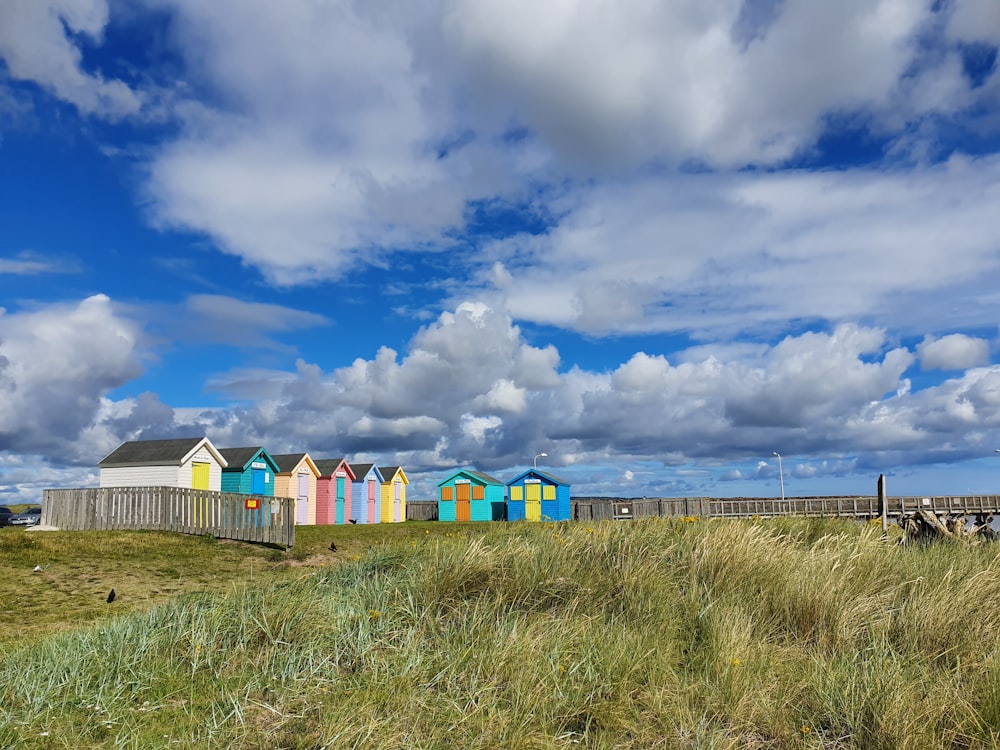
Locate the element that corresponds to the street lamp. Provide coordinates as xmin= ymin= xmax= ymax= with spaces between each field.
xmin=773 ymin=452 xmax=785 ymax=504
xmin=533 ymin=452 xmax=547 ymax=470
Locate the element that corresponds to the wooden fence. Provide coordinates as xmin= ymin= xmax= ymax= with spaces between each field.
xmin=42 ymin=487 xmax=296 ymax=547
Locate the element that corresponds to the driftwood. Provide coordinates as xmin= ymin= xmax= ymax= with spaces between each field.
xmin=902 ymin=510 xmax=996 ymax=544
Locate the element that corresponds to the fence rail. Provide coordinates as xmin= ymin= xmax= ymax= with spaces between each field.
xmin=42 ymin=487 xmax=296 ymax=547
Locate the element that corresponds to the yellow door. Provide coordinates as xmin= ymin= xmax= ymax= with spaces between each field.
xmin=526 ymin=483 xmax=541 ymax=522
xmin=192 ymin=462 xmax=210 ymax=490
xmin=192 ymin=462 xmax=210 ymax=527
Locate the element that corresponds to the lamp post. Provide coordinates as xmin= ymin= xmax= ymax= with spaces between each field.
xmin=533 ymin=452 xmax=547 ymax=470
xmin=773 ymin=452 xmax=785 ymax=505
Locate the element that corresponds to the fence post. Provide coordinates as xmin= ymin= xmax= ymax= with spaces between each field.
xmin=878 ymin=473 xmax=887 ymax=538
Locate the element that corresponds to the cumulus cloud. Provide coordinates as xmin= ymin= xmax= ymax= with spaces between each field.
xmin=80 ymin=301 xmax=984 ymax=481
xmin=0 ymin=0 xmax=142 ymax=118
xmin=6 ymin=296 xmax=1000 ymax=499
xmin=918 ymin=333 xmax=991 ymax=370
xmin=0 ymin=295 xmax=144 ymax=459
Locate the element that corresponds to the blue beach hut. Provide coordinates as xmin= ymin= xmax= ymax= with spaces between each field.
xmin=347 ymin=463 xmax=384 ymax=524
xmin=506 ymin=469 xmax=572 ymax=522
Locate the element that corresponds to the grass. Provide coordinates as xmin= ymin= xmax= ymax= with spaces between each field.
xmin=0 ymin=521 xmax=464 ymax=647
xmin=2 ymin=517 xmax=1000 ymax=747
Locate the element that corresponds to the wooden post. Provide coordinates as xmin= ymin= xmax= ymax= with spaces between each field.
xmin=878 ymin=473 xmax=887 ymax=538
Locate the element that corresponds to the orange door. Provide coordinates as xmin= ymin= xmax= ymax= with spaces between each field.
xmin=456 ymin=482 xmax=471 ymax=522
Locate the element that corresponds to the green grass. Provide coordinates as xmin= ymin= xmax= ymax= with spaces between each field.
xmin=3 ymin=517 xmax=1000 ymax=748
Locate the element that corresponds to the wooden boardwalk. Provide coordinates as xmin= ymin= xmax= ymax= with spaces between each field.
xmin=407 ymin=493 xmax=1000 ymax=523
xmin=42 ymin=486 xmax=296 ymax=547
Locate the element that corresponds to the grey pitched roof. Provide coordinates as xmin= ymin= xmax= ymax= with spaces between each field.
xmin=271 ymin=453 xmax=309 ymax=473
xmin=313 ymin=458 xmax=347 ymax=477
xmin=379 ymin=465 xmax=401 ymax=478
xmin=467 ymin=469 xmax=503 ymax=485
xmin=98 ymin=437 xmax=207 ymax=467
xmin=218 ymin=447 xmax=267 ymax=471
xmin=521 ymin=468 xmax=571 ymax=486
xmin=348 ymin=462 xmax=380 ymax=480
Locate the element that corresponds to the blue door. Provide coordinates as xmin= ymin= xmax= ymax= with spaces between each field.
xmin=251 ymin=468 xmax=266 ymax=495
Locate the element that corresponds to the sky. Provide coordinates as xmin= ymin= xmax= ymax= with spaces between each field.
xmin=1 ymin=0 xmax=1000 ymax=505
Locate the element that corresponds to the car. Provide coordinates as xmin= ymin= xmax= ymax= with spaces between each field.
xmin=0 ymin=506 xmax=14 ymax=526
xmin=9 ymin=507 xmax=41 ymax=527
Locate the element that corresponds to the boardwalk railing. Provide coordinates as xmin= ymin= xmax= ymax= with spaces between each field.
xmin=42 ymin=487 xmax=296 ymax=547
xmin=573 ymin=495 xmax=1000 ymax=522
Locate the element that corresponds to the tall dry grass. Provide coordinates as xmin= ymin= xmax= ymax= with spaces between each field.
xmin=3 ymin=517 xmax=1000 ymax=748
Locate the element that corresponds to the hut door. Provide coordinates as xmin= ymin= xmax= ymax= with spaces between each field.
xmin=251 ymin=468 xmax=266 ymax=495
xmin=394 ymin=480 xmax=402 ymax=522
xmin=192 ymin=462 xmax=210 ymax=490
xmin=296 ymin=473 xmax=309 ymax=524
xmin=456 ymin=482 xmax=471 ymax=522
xmin=526 ymin=482 xmax=541 ymax=522
xmin=367 ymin=479 xmax=377 ymax=523
xmin=335 ymin=476 xmax=345 ymax=524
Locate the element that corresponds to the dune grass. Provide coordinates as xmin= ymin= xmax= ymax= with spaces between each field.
xmin=3 ymin=517 xmax=1000 ymax=748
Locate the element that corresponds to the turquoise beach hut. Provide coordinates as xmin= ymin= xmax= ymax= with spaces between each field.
xmin=218 ymin=447 xmax=279 ymax=496
xmin=438 ymin=469 xmax=505 ymax=522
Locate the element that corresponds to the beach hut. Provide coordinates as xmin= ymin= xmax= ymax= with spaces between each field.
xmin=437 ymin=469 xmax=505 ymax=522
xmin=506 ymin=469 xmax=572 ymax=522
xmin=347 ymin=463 xmax=384 ymax=524
xmin=218 ymin=447 xmax=279 ymax=496
xmin=272 ymin=453 xmax=320 ymax=525
xmin=98 ymin=436 xmax=227 ymax=490
xmin=378 ymin=466 xmax=409 ymax=523
xmin=314 ymin=458 xmax=355 ymax=525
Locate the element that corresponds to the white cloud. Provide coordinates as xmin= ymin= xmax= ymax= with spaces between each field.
xmin=444 ymin=0 xmax=936 ymax=168
xmin=92 ymin=0 xmax=997 ymax=291
xmin=918 ymin=333 xmax=991 ymax=371
xmin=0 ymin=295 xmax=144 ymax=458
xmin=947 ymin=0 xmax=1000 ymax=45
xmin=484 ymin=156 xmax=1000 ymax=337
xmin=0 ymin=252 xmax=62 ymax=275
xmin=0 ymin=0 xmax=141 ymax=118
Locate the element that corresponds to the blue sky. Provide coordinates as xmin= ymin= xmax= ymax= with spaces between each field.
xmin=2 ymin=0 xmax=1000 ymax=504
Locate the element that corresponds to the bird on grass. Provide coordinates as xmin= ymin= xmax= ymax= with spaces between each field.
xmin=329 ymin=541 xmax=338 ymax=552
xmin=32 ymin=565 xmax=42 ymax=573
xmin=106 ymin=589 xmax=116 ymax=604
xmin=349 ymin=519 xmax=357 ymax=524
